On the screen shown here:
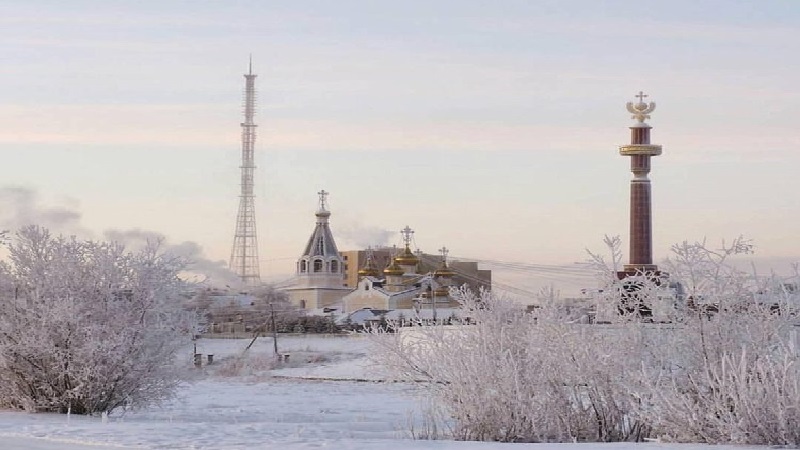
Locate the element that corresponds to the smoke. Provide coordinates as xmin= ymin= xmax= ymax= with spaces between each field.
xmin=0 ymin=186 xmax=92 ymax=238
xmin=337 ymin=224 xmax=396 ymax=249
xmin=103 ymin=229 xmax=240 ymax=287
xmin=166 ymin=241 xmax=240 ymax=286
xmin=103 ymin=228 xmax=164 ymax=248
xmin=1 ymin=185 xmax=239 ymax=288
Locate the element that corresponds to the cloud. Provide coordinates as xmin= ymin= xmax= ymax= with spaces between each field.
xmin=0 ymin=186 xmax=91 ymax=237
xmin=1 ymin=185 xmax=240 ymax=288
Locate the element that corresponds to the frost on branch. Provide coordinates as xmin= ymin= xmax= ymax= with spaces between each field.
xmin=0 ymin=226 xmax=194 ymax=415
xmin=373 ymin=236 xmax=800 ymax=445
xmin=370 ymin=286 xmax=649 ymax=442
xmin=635 ymin=237 xmax=800 ymax=445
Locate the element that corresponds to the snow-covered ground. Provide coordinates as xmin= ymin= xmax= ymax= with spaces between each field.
xmin=0 ymin=334 xmax=765 ymax=450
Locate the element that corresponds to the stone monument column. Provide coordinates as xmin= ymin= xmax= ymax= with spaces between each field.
xmin=618 ymin=92 xmax=663 ymax=277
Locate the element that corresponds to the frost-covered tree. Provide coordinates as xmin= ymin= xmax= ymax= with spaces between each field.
xmin=372 ymin=235 xmax=800 ymax=445
xmin=631 ymin=237 xmax=800 ymax=445
xmin=371 ymin=285 xmax=648 ymax=442
xmin=0 ymin=226 xmax=193 ymax=415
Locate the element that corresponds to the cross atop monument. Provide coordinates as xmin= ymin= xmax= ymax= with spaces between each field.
xmin=317 ymin=189 xmax=329 ymax=211
xmin=626 ymin=91 xmax=656 ymax=124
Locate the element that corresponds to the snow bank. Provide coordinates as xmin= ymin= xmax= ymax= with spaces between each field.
xmin=0 ymin=336 xmax=771 ymax=449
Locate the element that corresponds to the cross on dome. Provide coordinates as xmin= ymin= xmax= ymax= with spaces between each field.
xmin=317 ymin=189 xmax=329 ymax=211
xmin=400 ymin=225 xmax=414 ymax=246
xmin=439 ymin=246 xmax=449 ymax=262
xmin=635 ymin=91 xmax=648 ymax=103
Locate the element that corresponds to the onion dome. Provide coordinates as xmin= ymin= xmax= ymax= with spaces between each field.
xmin=358 ymin=265 xmax=380 ymax=277
xmin=358 ymin=254 xmax=380 ymax=278
xmin=383 ymin=260 xmax=404 ymax=276
xmin=433 ymin=261 xmax=456 ymax=278
xmin=394 ymin=245 xmax=420 ymax=266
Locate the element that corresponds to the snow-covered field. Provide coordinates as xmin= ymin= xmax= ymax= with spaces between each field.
xmin=0 ymin=334 xmax=765 ymax=450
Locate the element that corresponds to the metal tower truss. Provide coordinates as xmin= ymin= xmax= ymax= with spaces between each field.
xmin=230 ymin=59 xmax=261 ymax=287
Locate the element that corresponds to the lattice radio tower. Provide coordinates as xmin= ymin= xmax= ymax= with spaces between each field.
xmin=229 ymin=57 xmax=261 ymax=287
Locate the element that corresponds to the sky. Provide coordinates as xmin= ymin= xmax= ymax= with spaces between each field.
xmin=1 ymin=1 xmax=799 ymax=291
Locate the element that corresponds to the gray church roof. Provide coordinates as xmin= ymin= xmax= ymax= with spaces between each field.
xmin=300 ymin=192 xmax=341 ymax=258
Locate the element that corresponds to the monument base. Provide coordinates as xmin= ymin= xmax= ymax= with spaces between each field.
xmin=617 ymin=264 xmax=660 ymax=280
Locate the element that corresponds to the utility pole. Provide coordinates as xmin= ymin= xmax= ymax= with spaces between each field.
xmin=270 ymin=302 xmax=278 ymax=356
xmin=432 ymin=286 xmax=437 ymax=323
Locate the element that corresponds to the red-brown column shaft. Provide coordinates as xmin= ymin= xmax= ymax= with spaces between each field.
xmin=629 ymin=126 xmax=652 ymax=267
xmin=629 ymin=174 xmax=652 ymax=266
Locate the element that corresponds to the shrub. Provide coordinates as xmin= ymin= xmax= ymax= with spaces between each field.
xmin=372 ymin=236 xmax=800 ymax=445
xmin=0 ymin=226 xmax=193 ymax=415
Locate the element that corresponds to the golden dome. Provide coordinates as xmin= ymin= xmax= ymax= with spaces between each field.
xmin=358 ymin=266 xmax=380 ymax=277
xmin=394 ymin=245 xmax=419 ymax=266
xmin=433 ymin=261 xmax=456 ymax=278
xmin=383 ymin=261 xmax=404 ymax=276
xmin=358 ymin=253 xmax=380 ymax=277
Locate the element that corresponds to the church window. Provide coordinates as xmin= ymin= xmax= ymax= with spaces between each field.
xmin=300 ymin=299 xmax=306 ymax=309
xmin=313 ymin=259 xmax=323 ymax=272
xmin=316 ymin=236 xmax=324 ymax=254
xmin=300 ymin=260 xmax=307 ymax=273
xmin=331 ymin=260 xmax=339 ymax=273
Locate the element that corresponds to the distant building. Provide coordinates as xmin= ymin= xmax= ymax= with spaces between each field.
xmin=279 ymin=194 xmax=491 ymax=314
xmin=338 ymin=228 xmax=491 ymax=313
xmin=341 ymin=248 xmax=491 ymax=293
xmin=342 ymin=275 xmax=421 ymax=312
xmin=281 ymin=190 xmax=351 ymax=310
xmin=341 ymin=249 xmax=393 ymax=287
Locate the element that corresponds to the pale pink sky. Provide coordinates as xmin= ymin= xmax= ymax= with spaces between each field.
xmin=1 ymin=1 xmax=799 ymax=292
